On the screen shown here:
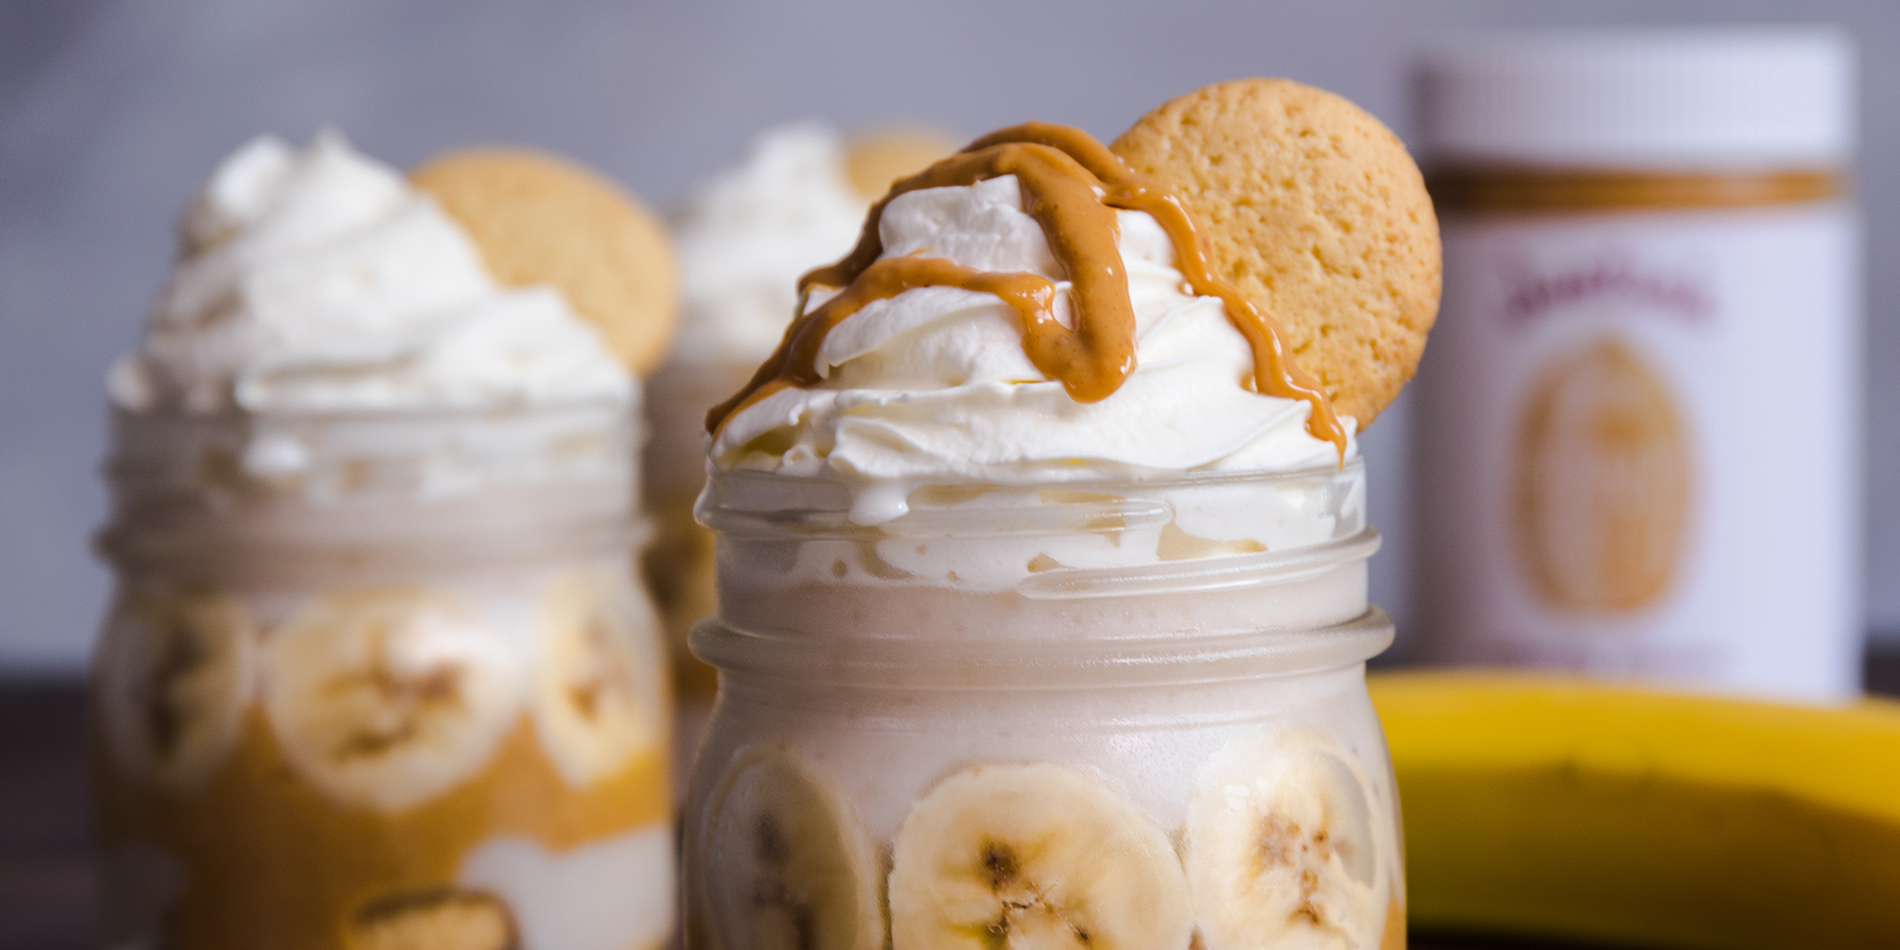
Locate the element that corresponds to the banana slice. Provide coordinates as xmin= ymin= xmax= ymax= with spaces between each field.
xmin=96 ymin=588 xmax=255 ymax=792
xmin=888 ymin=762 xmax=1194 ymax=950
xmin=263 ymin=589 xmax=523 ymax=812
xmin=349 ymin=887 xmax=519 ymax=950
xmin=531 ymin=571 xmax=665 ymax=789
xmin=700 ymin=745 xmax=883 ymax=950
xmin=1185 ymin=730 xmax=1385 ymax=950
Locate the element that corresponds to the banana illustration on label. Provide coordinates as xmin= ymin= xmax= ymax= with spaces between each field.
xmin=1185 ymin=730 xmax=1385 ymax=950
xmin=531 ymin=570 xmax=664 ymax=789
xmin=349 ymin=887 xmax=519 ymax=950
xmin=263 ymin=589 xmax=523 ymax=812
xmin=97 ymin=588 xmax=255 ymax=792
xmin=888 ymin=762 xmax=1195 ymax=950
xmin=699 ymin=745 xmax=884 ymax=950
xmin=1514 ymin=337 xmax=1692 ymax=612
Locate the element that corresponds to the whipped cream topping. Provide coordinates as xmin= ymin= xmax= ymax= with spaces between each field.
xmin=110 ymin=130 xmax=632 ymax=415
xmin=102 ymin=132 xmax=639 ymax=514
xmin=667 ymin=125 xmax=870 ymax=367
xmin=711 ymin=175 xmax=1357 ymax=524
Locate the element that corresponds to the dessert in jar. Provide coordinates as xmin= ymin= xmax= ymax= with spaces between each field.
xmin=647 ymin=124 xmax=955 ymax=765
xmin=1413 ymin=29 xmax=1860 ymax=699
xmin=91 ymin=132 xmax=681 ymax=950
xmin=681 ymin=79 xmax=1440 ymax=950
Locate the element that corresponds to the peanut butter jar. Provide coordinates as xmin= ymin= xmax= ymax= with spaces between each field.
xmin=1412 ymin=29 xmax=1861 ymax=699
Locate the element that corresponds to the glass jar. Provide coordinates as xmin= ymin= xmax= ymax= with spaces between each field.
xmin=641 ymin=361 xmax=760 ymax=773
xmin=1413 ymin=29 xmax=1860 ymax=699
xmin=682 ymin=464 xmax=1406 ymax=950
xmin=91 ymin=403 xmax=675 ymax=950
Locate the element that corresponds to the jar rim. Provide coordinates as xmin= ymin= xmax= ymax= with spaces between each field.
xmin=110 ymin=395 xmax=635 ymax=426
xmin=96 ymin=509 xmax=648 ymax=576
xmin=698 ymin=457 xmax=1366 ymax=540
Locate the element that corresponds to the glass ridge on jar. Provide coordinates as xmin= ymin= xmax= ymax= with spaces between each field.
xmin=91 ymin=402 xmax=676 ymax=950
xmin=682 ymin=462 xmax=1407 ymax=950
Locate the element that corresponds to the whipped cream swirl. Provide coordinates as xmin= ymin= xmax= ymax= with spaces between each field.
xmin=667 ymin=125 xmax=870 ymax=367
xmin=711 ymin=175 xmax=1356 ymax=523
xmin=110 ymin=131 xmax=632 ymax=415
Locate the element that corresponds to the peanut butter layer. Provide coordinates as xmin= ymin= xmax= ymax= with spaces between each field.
xmin=94 ymin=708 xmax=668 ymax=950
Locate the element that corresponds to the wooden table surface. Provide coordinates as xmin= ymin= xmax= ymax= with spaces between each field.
xmin=7 ymin=656 xmax=1897 ymax=950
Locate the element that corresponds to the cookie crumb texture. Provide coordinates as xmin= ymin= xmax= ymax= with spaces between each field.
xmin=413 ymin=149 xmax=679 ymax=376
xmin=1113 ymin=78 xmax=1440 ymax=426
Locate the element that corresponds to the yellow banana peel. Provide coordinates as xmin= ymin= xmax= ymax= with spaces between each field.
xmin=1370 ymin=671 xmax=1900 ymax=950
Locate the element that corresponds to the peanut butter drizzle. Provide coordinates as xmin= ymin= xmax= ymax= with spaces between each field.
xmin=705 ymin=122 xmax=1348 ymax=458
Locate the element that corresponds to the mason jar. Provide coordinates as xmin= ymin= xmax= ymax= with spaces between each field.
xmin=90 ymin=402 xmax=675 ymax=950
xmin=681 ymin=463 xmax=1406 ymax=950
xmin=641 ymin=361 xmax=757 ymax=778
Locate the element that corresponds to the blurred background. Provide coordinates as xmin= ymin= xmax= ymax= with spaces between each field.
xmin=2 ymin=3 xmax=1895 ymax=949
xmin=4 ymin=0 xmax=1896 ymax=675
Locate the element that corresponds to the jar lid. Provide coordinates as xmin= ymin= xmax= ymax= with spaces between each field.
xmin=1417 ymin=27 xmax=1855 ymax=169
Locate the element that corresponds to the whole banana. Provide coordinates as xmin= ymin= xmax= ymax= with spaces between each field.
xmin=1372 ymin=672 xmax=1900 ymax=949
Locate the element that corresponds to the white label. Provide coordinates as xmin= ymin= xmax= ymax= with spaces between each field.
xmin=1416 ymin=204 xmax=1861 ymax=700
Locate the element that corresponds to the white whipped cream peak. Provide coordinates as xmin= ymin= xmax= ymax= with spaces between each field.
xmin=666 ymin=124 xmax=870 ymax=367
xmin=110 ymin=129 xmax=633 ymax=415
xmin=711 ymin=175 xmax=1356 ymax=524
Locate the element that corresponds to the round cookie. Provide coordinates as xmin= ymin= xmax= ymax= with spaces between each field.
xmin=844 ymin=126 xmax=961 ymax=200
xmin=412 ymin=148 xmax=679 ymax=376
xmin=1111 ymin=78 xmax=1439 ymax=427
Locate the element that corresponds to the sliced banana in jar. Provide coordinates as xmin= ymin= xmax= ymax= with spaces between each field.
xmin=349 ymin=887 xmax=518 ymax=950
xmin=889 ymin=762 xmax=1195 ymax=950
xmin=263 ymin=589 xmax=524 ymax=812
xmin=531 ymin=571 xmax=664 ymax=789
xmin=1185 ymin=729 xmax=1385 ymax=950
xmin=700 ymin=745 xmax=884 ymax=950
xmin=96 ymin=588 xmax=256 ymax=792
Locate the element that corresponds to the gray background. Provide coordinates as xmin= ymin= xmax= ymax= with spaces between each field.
xmin=2 ymin=0 xmax=1895 ymax=672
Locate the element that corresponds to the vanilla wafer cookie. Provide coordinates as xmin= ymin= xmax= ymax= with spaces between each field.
xmin=1113 ymin=78 xmax=1439 ymax=425
xmin=414 ymin=148 xmax=679 ymax=376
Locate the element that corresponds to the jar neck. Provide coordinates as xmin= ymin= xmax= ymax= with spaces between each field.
xmin=1428 ymin=164 xmax=1847 ymax=213
xmin=713 ymin=529 xmax=1376 ymax=643
xmin=694 ymin=607 xmax=1395 ymax=692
